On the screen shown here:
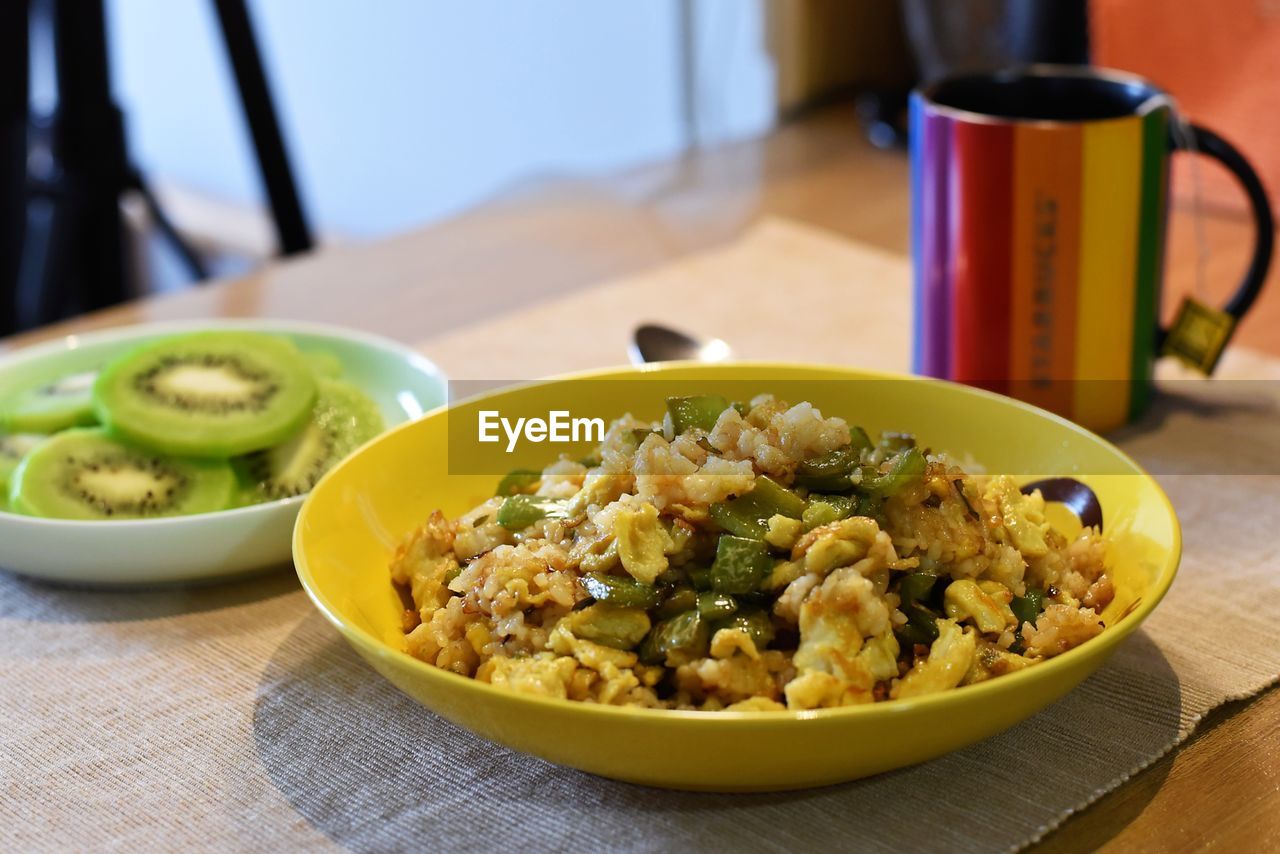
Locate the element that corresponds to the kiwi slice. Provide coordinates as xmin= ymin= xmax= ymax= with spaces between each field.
xmin=1 ymin=371 xmax=98 ymax=432
xmin=302 ymin=349 xmax=344 ymax=379
xmin=234 ymin=378 xmax=383 ymax=502
xmin=1 ymin=433 xmax=45 ymax=513
xmin=9 ymin=428 xmax=235 ymax=520
xmin=1 ymin=432 xmax=45 ymax=486
xmin=93 ymin=332 xmax=317 ymax=458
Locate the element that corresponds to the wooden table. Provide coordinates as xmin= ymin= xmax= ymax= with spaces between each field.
xmin=4 ymin=107 xmax=1277 ymax=850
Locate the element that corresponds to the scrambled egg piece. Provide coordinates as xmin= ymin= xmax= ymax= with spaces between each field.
xmin=763 ymin=559 xmax=804 ymax=593
xmin=681 ymin=656 xmax=781 ymax=704
xmin=549 ymin=622 xmax=638 ymax=670
xmin=944 ymin=579 xmax=1015 ymax=633
xmin=452 ymin=498 xmax=511 ymax=561
xmin=726 ymin=697 xmax=787 ymax=712
xmin=558 ymin=603 xmax=651 ymax=650
xmin=710 ymin=627 xmax=760 ymax=660
xmin=765 ymin=514 xmax=804 ymax=550
xmin=546 ymin=621 xmax=652 ymax=704
xmin=562 ymin=471 xmax=629 ymax=520
xmin=389 ymin=510 xmax=459 ymax=612
xmin=891 ymin=619 xmax=976 ymax=699
xmin=405 ymin=598 xmax=481 ymax=676
xmin=784 ymin=567 xmax=897 ymax=709
xmin=963 ymin=641 xmax=1034 ymax=686
xmin=988 ymin=476 xmax=1050 ymax=557
xmin=775 ymin=517 xmax=905 ymax=626
xmin=612 ymin=502 xmax=672 ymax=584
xmin=576 ymin=539 xmax=620 ymax=574
xmin=791 ymin=517 xmax=880 ymax=576
xmin=479 ymin=654 xmax=578 ymax=699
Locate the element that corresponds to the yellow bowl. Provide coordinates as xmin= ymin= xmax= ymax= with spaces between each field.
xmin=293 ymin=362 xmax=1180 ymax=791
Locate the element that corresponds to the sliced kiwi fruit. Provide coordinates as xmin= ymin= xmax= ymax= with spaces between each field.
xmin=93 ymin=332 xmax=317 ymax=458
xmin=1 ymin=432 xmax=45 ymax=513
xmin=1 ymin=371 xmax=98 ymax=432
xmin=1 ymin=432 xmax=45 ymax=486
xmin=301 ymin=349 xmax=344 ymax=379
xmin=9 ymin=428 xmax=235 ymax=520
xmin=233 ymin=378 xmax=383 ymax=502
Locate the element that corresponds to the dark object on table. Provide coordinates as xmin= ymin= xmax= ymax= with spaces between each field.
xmin=0 ymin=0 xmax=313 ymax=337
xmin=855 ymin=89 xmax=910 ymax=150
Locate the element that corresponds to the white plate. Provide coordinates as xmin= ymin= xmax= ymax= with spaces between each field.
xmin=0 ymin=319 xmax=447 ymax=585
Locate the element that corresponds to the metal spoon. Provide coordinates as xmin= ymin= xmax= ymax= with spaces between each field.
xmin=629 ymin=323 xmax=732 ymax=365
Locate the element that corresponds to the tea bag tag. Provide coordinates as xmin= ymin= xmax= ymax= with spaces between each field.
xmin=1162 ymin=297 xmax=1236 ymax=374
xmin=1160 ymin=109 xmax=1234 ymax=375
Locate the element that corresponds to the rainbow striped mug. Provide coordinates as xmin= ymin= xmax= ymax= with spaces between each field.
xmin=911 ymin=66 xmax=1273 ymax=432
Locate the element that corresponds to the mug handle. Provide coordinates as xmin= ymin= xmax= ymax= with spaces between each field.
xmin=1167 ymin=124 xmax=1275 ymax=326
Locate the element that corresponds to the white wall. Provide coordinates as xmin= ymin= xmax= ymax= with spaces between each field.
xmin=105 ymin=0 xmax=775 ymax=239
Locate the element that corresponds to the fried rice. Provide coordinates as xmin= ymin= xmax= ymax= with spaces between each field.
xmin=391 ymin=393 xmax=1113 ymax=711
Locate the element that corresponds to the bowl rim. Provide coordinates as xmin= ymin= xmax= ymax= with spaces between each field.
xmin=294 ymin=360 xmax=1182 ymax=723
xmin=0 ymin=318 xmax=448 ymax=528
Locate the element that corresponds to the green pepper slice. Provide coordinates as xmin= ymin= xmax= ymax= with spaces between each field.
xmin=861 ymin=447 xmax=927 ymax=498
xmin=710 ymin=476 xmax=806 ymax=539
xmin=894 ymin=623 xmax=933 ymax=649
xmin=687 ymin=566 xmax=713 ymax=591
xmin=495 ymin=494 xmax=566 ymax=529
xmin=709 ymin=502 xmax=765 ymax=539
xmin=854 ymin=493 xmax=885 ymax=520
xmin=656 ymin=586 xmax=698 ymax=619
xmin=794 ymin=446 xmax=860 ymax=492
xmin=752 ymin=476 xmax=807 ymax=518
xmin=894 ymin=572 xmax=943 ymax=647
xmin=801 ymin=493 xmax=856 ymax=531
xmin=896 ymin=602 xmax=941 ymax=647
xmin=710 ymin=535 xmax=773 ymax=594
xmin=580 ymin=572 xmax=662 ymax=609
xmin=1011 ymin=587 xmax=1046 ymax=629
xmin=638 ymin=610 xmax=710 ymax=664
xmin=898 ymin=571 xmax=940 ymax=607
xmin=849 ymin=425 xmax=874 ymax=454
xmin=495 ymin=469 xmax=540 ymax=496
xmin=630 ymin=428 xmax=659 ymax=443
xmin=654 ymin=566 xmax=688 ymax=587
xmin=666 ymin=395 xmax=729 ymax=434
xmin=696 ymin=591 xmax=738 ymax=620
xmin=876 ymin=431 xmax=916 ymax=456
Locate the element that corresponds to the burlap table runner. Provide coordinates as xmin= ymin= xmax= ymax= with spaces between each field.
xmin=4 ymin=220 xmax=1278 ymax=851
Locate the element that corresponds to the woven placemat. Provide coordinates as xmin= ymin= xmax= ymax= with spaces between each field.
xmin=3 ymin=220 xmax=1277 ymax=851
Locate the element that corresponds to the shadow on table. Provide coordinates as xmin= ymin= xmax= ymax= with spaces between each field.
xmin=0 ymin=563 xmax=300 ymax=623
xmin=252 ymin=613 xmax=1181 ymax=851
xmin=1109 ymin=382 xmax=1280 ymax=470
